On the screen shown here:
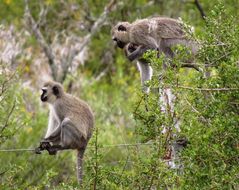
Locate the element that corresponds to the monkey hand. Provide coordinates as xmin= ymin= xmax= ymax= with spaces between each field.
xmin=127 ymin=43 xmax=138 ymax=53
xmin=35 ymin=140 xmax=51 ymax=154
xmin=35 ymin=147 xmax=42 ymax=154
xmin=127 ymin=53 xmax=136 ymax=62
xmin=47 ymin=147 xmax=57 ymax=155
xmin=39 ymin=140 xmax=51 ymax=150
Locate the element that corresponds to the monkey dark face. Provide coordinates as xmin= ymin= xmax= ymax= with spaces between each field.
xmin=112 ymin=37 xmax=126 ymax=49
xmin=111 ymin=22 xmax=131 ymax=47
xmin=40 ymin=86 xmax=57 ymax=103
xmin=41 ymin=87 xmax=48 ymax=102
xmin=40 ymin=83 xmax=63 ymax=104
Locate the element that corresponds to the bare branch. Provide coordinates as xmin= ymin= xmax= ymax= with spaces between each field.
xmin=0 ymin=67 xmax=18 ymax=96
xmin=181 ymin=63 xmax=202 ymax=72
xmin=194 ymin=0 xmax=206 ymax=20
xmin=36 ymin=2 xmax=48 ymax=27
xmin=89 ymin=67 xmax=109 ymax=85
xmin=1 ymin=100 xmax=16 ymax=134
xmin=24 ymin=0 xmax=118 ymax=83
xmin=59 ymin=0 xmax=117 ymax=82
xmin=24 ymin=0 xmax=57 ymax=80
xmin=177 ymin=85 xmax=239 ymax=91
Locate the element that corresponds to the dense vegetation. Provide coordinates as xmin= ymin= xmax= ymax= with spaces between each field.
xmin=0 ymin=0 xmax=238 ymax=189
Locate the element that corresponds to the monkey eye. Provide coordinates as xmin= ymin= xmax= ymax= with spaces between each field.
xmin=118 ymin=25 xmax=126 ymax=31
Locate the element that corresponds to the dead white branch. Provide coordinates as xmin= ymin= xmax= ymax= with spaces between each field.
xmin=24 ymin=0 xmax=57 ymax=79
xmin=59 ymin=0 xmax=117 ymax=82
xmin=24 ymin=0 xmax=117 ymax=83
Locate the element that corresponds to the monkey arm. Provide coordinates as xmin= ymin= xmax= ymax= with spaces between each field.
xmin=127 ymin=45 xmax=150 ymax=61
xmin=44 ymin=124 xmax=61 ymax=142
xmin=44 ymin=113 xmax=59 ymax=139
xmin=35 ymin=122 xmax=65 ymax=154
xmin=181 ymin=63 xmax=201 ymax=72
xmin=36 ymin=116 xmax=60 ymax=154
xmin=35 ymin=125 xmax=61 ymax=154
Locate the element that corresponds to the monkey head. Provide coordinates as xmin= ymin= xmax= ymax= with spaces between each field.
xmin=112 ymin=22 xmax=131 ymax=48
xmin=41 ymin=81 xmax=64 ymax=104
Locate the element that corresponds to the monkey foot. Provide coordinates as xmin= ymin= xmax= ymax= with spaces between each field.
xmin=39 ymin=140 xmax=51 ymax=149
xmin=47 ymin=147 xmax=58 ymax=155
xmin=48 ymin=150 xmax=57 ymax=155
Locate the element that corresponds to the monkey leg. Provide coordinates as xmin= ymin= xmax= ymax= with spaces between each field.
xmin=39 ymin=119 xmax=85 ymax=155
xmin=35 ymin=140 xmax=61 ymax=155
xmin=46 ymin=145 xmax=68 ymax=155
xmin=35 ymin=129 xmax=61 ymax=154
xmin=44 ymin=125 xmax=61 ymax=142
xmin=60 ymin=118 xmax=85 ymax=149
xmin=35 ymin=125 xmax=62 ymax=154
xmin=162 ymin=47 xmax=174 ymax=58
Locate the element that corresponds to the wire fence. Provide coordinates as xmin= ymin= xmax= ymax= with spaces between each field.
xmin=0 ymin=142 xmax=154 ymax=153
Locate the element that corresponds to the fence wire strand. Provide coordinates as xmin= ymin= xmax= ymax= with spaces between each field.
xmin=0 ymin=142 xmax=154 ymax=153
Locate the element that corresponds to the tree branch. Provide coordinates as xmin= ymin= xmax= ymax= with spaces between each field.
xmin=58 ymin=0 xmax=117 ymax=82
xmin=177 ymin=85 xmax=239 ymax=91
xmin=194 ymin=0 xmax=206 ymax=20
xmin=24 ymin=0 xmax=118 ymax=83
xmin=89 ymin=67 xmax=109 ymax=85
xmin=1 ymin=100 xmax=16 ymax=134
xmin=181 ymin=63 xmax=202 ymax=72
xmin=24 ymin=0 xmax=57 ymax=80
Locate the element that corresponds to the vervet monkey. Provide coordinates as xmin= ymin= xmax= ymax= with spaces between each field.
xmin=112 ymin=17 xmax=200 ymax=92
xmin=35 ymin=81 xmax=94 ymax=184
xmin=112 ymin=17 xmax=198 ymax=61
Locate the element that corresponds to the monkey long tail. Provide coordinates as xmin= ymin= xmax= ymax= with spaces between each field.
xmin=77 ymin=148 xmax=85 ymax=185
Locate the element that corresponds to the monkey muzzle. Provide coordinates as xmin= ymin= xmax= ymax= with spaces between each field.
xmin=112 ymin=37 xmax=126 ymax=49
xmin=41 ymin=88 xmax=48 ymax=102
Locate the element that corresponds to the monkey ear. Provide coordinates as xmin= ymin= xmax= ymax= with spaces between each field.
xmin=52 ymin=85 xmax=59 ymax=97
xmin=118 ymin=25 xmax=127 ymax=31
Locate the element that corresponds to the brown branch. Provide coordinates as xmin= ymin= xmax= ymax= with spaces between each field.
xmin=181 ymin=63 xmax=202 ymax=72
xmin=36 ymin=2 xmax=48 ymax=27
xmin=80 ymin=0 xmax=117 ymax=51
xmin=0 ymin=67 xmax=18 ymax=96
xmin=24 ymin=0 xmax=57 ymax=80
xmin=89 ymin=67 xmax=109 ymax=85
xmin=58 ymin=0 xmax=117 ymax=82
xmin=194 ymin=0 xmax=206 ymax=20
xmin=1 ymin=100 xmax=16 ymax=133
xmin=177 ymin=85 xmax=239 ymax=91
xmin=24 ymin=0 xmax=118 ymax=83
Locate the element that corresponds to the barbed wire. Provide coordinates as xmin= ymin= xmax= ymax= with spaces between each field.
xmin=0 ymin=142 xmax=154 ymax=153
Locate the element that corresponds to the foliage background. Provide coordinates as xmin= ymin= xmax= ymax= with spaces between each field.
xmin=0 ymin=0 xmax=238 ymax=189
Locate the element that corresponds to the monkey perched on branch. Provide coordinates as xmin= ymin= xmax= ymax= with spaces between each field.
xmin=35 ymin=81 xmax=94 ymax=184
xmin=112 ymin=17 xmax=200 ymax=93
xmin=112 ymin=17 xmax=198 ymax=62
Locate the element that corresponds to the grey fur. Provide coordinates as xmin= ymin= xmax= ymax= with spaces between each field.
xmin=37 ymin=81 xmax=94 ymax=184
xmin=112 ymin=17 xmax=200 ymax=92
